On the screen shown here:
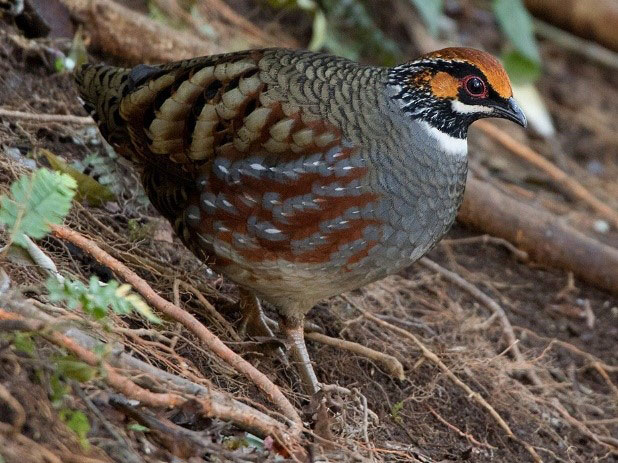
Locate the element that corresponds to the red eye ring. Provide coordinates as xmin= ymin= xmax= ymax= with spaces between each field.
xmin=462 ymin=75 xmax=487 ymax=98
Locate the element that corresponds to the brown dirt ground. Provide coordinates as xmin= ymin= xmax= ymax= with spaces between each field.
xmin=0 ymin=1 xmax=617 ymax=462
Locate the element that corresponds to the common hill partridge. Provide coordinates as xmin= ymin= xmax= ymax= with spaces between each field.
xmin=75 ymin=47 xmax=526 ymax=394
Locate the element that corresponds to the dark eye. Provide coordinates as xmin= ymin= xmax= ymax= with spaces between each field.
xmin=464 ymin=76 xmax=486 ymax=97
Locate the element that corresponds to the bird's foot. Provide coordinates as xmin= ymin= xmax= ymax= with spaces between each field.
xmin=237 ymin=302 xmax=276 ymax=339
xmin=236 ymin=290 xmax=288 ymax=364
xmin=305 ymin=385 xmax=379 ymax=444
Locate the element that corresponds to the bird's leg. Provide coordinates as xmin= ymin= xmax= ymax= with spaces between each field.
xmin=237 ymin=288 xmax=276 ymax=339
xmin=237 ymin=293 xmax=319 ymax=393
xmin=280 ymin=314 xmax=320 ymax=396
xmin=237 ymin=289 xmax=289 ymax=365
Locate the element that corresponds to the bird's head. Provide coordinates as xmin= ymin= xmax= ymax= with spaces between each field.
xmin=388 ymin=47 xmax=527 ymax=140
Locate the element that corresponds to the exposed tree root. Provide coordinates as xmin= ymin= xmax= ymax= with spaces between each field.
xmin=441 ymin=234 xmax=529 ymax=261
xmin=305 ymin=331 xmax=405 ymax=380
xmin=175 ymin=279 xmax=241 ymax=342
xmin=0 ymin=301 xmax=305 ymax=457
xmin=0 ymin=421 xmax=65 ymax=463
xmin=49 ymin=224 xmax=303 ymax=431
xmin=427 ymin=406 xmax=496 ymax=450
xmin=0 ymin=382 xmax=25 ymax=433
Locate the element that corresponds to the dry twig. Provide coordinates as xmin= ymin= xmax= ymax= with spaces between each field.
xmin=176 ymin=279 xmax=240 ymax=341
xmin=525 ymin=0 xmax=618 ymax=52
xmin=305 ymin=331 xmax=405 ymax=380
xmin=441 ymin=235 xmax=529 ymax=261
xmin=0 ymin=422 xmax=64 ymax=463
xmin=418 ymin=258 xmax=525 ymax=368
xmin=0 ymin=306 xmax=303 ymax=454
xmin=354 ymin=307 xmax=544 ymax=463
xmin=50 ymin=224 xmax=302 ymax=430
xmin=533 ymin=19 xmax=618 ymax=69
xmin=420 ymin=259 xmax=618 ymax=453
xmin=474 ymin=121 xmax=618 ymax=229
xmin=427 ymin=406 xmax=496 ymax=450
xmin=24 ymin=295 xmax=290 ymax=435
xmin=0 ymin=382 xmax=26 ymax=433
xmin=0 ymin=108 xmax=94 ymax=125
xmin=110 ymin=395 xmax=259 ymax=460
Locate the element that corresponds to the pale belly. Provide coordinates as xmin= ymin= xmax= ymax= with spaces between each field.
xmin=210 ymin=197 xmax=460 ymax=314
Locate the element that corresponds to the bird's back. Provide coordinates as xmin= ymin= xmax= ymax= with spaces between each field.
xmin=75 ymin=49 xmax=387 ymax=168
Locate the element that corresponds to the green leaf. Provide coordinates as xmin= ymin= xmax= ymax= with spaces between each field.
xmin=60 ymin=408 xmax=90 ymax=448
xmin=54 ymin=56 xmax=66 ymax=73
xmin=224 ymin=436 xmax=249 ymax=450
xmin=67 ymin=27 xmax=88 ymax=70
xmin=390 ymin=401 xmax=404 ymax=423
xmin=50 ymin=373 xmax=70 ymax=405
xmin=0 ymin=168 xmax=76 ymax=248
xmin=42 ymin=149 xmax=115 ymax=206
xmin=55 ymin=357 xmax=96 ymax=382
xmin=46 ymin=275 xmax=161 ymax=324
xmin=147 ymin=0 xmax=183 ymax=29
xmin=409 ymin=0 xmax=444 ymax=37
xmin=127 ymin=423 xmax=150 ymax=432
xmin=244 ymin=433 xmax=265 ymax=449
xmin=266 ymin=0 xmax=309 ymax=9
xmin=92 ymin=343 xmax=109 ymax=358
xmin=493 ymin=0 xmax=540 ymax=63
xmin=123 ymin=293 xmax=162 ymax=324
xmin=308 ymin=9 xmax=327 ymax=51
xmin=13 ymin=332 xmax=35 ymax=356
xmin=502 ymin=50 xmax=542 ymax=84
xmin=47 ymin=277 xmax=86 ymax=310
xmin=270 ymin=0 xmax=400 ymax=66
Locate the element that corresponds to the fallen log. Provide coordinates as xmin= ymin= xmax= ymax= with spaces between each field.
xmin=459 ymin=178 xmax=618 ymax=296
xmin=60 ymin=0 xmax=223 ymax=63
xmin=59 ymin=0 xmax=296 ymax=65
xmin=525 ymin=0 xmax=618 ymax=52
xmin=475 ymin=121 xmax=618 ymax=230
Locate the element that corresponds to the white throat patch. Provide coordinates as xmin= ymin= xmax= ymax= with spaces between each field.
xmin=451 ymin=100 xmax=494 ymax=115
xmin=418 ymin=121 xmax=468 ymax=157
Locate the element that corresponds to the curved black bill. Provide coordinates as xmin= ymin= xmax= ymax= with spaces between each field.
xmin=494 ymin=97 xmax=527 ymax=128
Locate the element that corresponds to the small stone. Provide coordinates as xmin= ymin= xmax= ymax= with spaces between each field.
xmin=4 ymin=147 xmax=36 ymax=169
xmin=593 ymin=220 xmax=609 ymax=234
xmin=586 ymin=160 xmax=604 ymax=176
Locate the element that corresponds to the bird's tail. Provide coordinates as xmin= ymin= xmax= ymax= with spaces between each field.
xmin=74 ymin=63 xmax=134 ymax=149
